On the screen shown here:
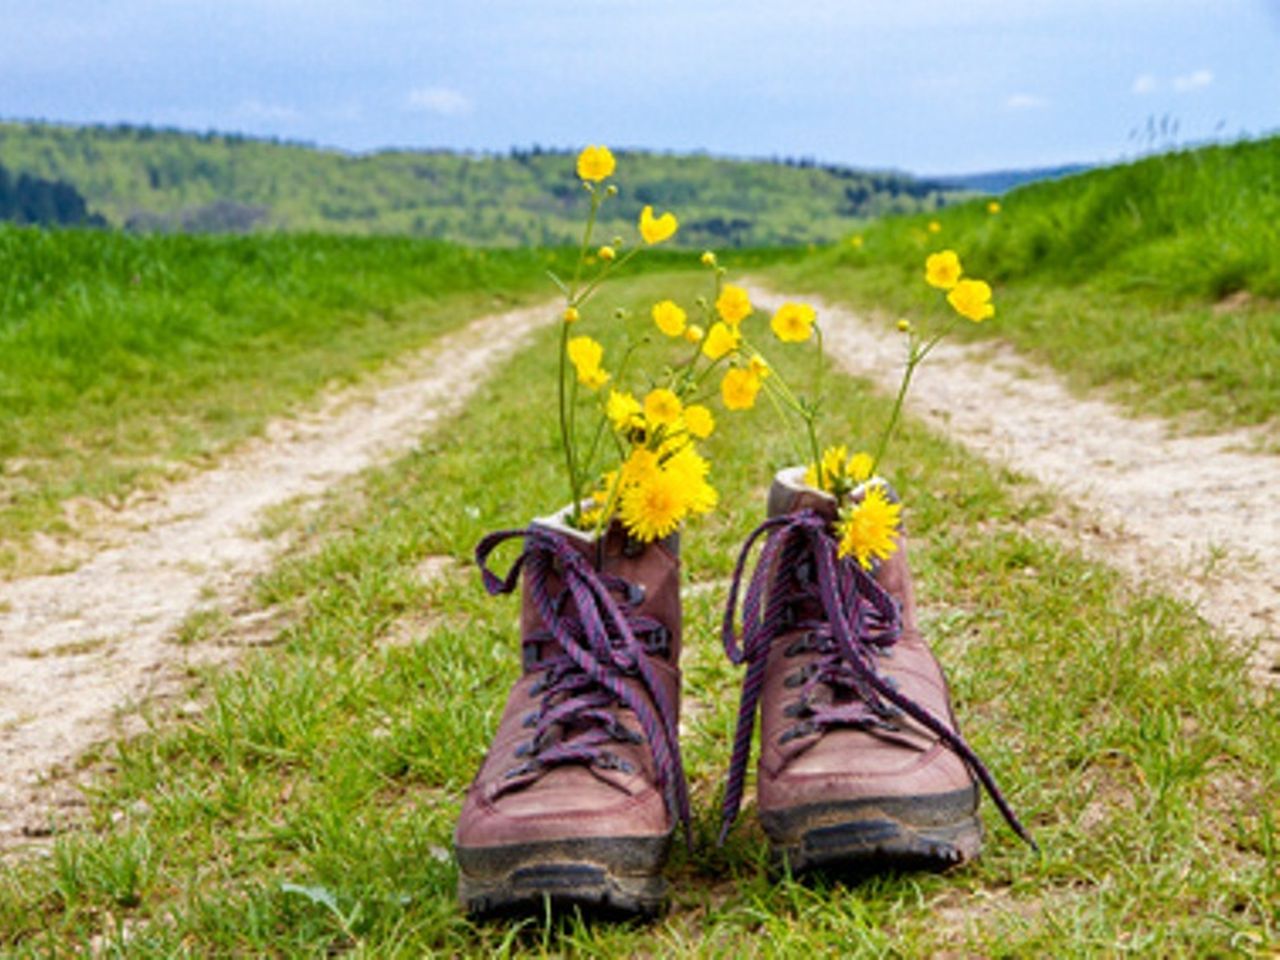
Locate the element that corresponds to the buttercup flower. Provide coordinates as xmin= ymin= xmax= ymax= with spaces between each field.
xmin=652 ymin=300 xmax=687 ymax=338
xmin=925 ymin=250 xmax=962 ymax=290
xmin=563 ymin=306 xmax=580 ymax=324
xmin=770 ymin=302 xmax=816 ymax=343
xmin=683 ymin=404 xmax=715 ymax=439
xmin=721 ymin=367 xmax=762 ymax=411
xmin=577 ymin=145 xmax=616 ymax=182
xmin=643 ymin=387 xmax=683 ymax=427
xmin=567 ymin=335 xmax=609 ymax=389
xmin=684 ymin=323 xmax=704 ymax=344
xmin=619 ymin=467 xmax=688 ymax=542
xmin=715 ymin=284 xmax=753 ymax=326
xmin=947 ymin=278 xmax=995 ymax=322
xmin=700 ymin=251 xmax=717 ymax=267
xmin=747 ymin=354 xmax=771 ymax=380
xmin=598 ymin=245 xmax=617 ymax=262
xmin=606 ymin=389 xmax=643 ymax=432
xmin=639 ymin=206 xmax=678 ymax=245
xmin=836 ymin=484 xmax=903 ymax=570
xmin=701 ymin=321 xmax=740 ymax=360
xmin=988 ymin=200 xmax=1001 ymax=214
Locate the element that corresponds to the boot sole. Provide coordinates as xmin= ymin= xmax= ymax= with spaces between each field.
xmin=759 ymin=786 xmax=983 ymax=875
xmin=456 ymin=833 xmax=671 ymax=919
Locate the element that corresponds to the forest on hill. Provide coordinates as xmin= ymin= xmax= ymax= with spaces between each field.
xmin=0 ymin=121 xmax=973 ymax=245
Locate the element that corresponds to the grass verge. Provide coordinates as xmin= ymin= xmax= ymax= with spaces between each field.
xmin=0 ymin=273 xmax=1274 ymax=955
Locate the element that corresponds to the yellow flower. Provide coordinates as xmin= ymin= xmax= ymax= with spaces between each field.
xmin=700 ymin=251 xmax=717 ymax=267
xmin=987 ymin=200 xmax=1001 ymax=214
xmin=847 ymin=451 xmax=874 ymax=483
xmin=683 ymin=404 xmax=715 ymax=439
xmin=770 ymin=302 xmax=816 ymax=343
xmin=701 ymin=321 xmax=740 ymax=360
xmin=639 ymin=205 xmax=678 ymax=245
xmin=563 ymin=306 xmax=580 ymax=324
xmin=619 ymin=467 xmax=688 ymax=542
xmin=621 ymin=446 xmax=660 ymax=485
xmin=896 ymin=318 xmax=911 ymax=333
xmin=925 ymin=250 xmax=962 ymax=290
xmin=606 ymin=389 xmax=643 ymax=431
xmin=850 ymin=234 xmax=864 ymax=248
xmin=643 ymin=387 xmax=683 ymax=427
xmin=721 ymin=367 xmax=762 ymax=411
xmin=598 ymin=245 xmax=616 ymax=262
xmin=927 ymin=220 xmax=942 ymax=234
xmin=747 ymin=354 xmax=771 ymax=380
xmin=836 ymin=485 xmax=903 ymax=570
xmin=664 ymin=446 xmax=718 ymax=515
xmin=715 ymin=284 xmax=753 ymax=327
xmin=947 ymin=278 xmax=995 ymax=322
xmin=651 ymin=299 xmax=687 ymax=338
xmin=577 ymin=145 xmax=616 ymax=182
xmin=804 ymin=444 xmax=848 ymax=491
xmin=567 ymin=335 xmax=610 ymax=389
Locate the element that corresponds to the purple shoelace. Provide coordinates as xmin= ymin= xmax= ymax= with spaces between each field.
xmin=475 ymin=526 xmax=691 ymax=842
xmin=718 ymin=509 xmax=1036 ymax=849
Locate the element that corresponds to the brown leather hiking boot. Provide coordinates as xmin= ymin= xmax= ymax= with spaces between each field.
xmin=454 ymin=508 xmax=689 ymax=918
xmin=718 ymin=468 xmax=1033 ymax=873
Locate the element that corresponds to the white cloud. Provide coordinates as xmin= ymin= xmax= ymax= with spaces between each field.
xmin=406 ymin=86 xmax=472 ymax=116
xmin=1172 ymin=68 xmax=1213 ymax=92
xmin=1005 ymin=93 xmax=1048 ymax=110
xmin=1131 ymin=73 xmax=1158 ymax=95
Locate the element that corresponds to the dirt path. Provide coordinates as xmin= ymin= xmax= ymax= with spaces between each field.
xmin=748 ymin=283 xmax=1280 ymax=684
xmin=0 ymin=301 xmax=553 ymax=848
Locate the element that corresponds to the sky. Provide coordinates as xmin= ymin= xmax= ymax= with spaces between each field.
xmin=4 ymin=0 xmax=1280 ymax=176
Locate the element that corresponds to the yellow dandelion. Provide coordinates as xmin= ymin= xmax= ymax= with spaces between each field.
xmin=684 ymin=323 xmax=705 ymax=345
xmin=836 ymin=485 xmax=903 ymax=570
xmin=651 ymin=299 xmax=687 ymax=338
xmin=621 ymin=446 xmax=660 ymax=485
xmin=947 ymin=278 xmax=995 ymax=323
xmin=606 ymin=390 xmax=643 ymax=432
xmin=770 ymin=302 xmax=816 ymax=343
xmin=664 ymin=446 xmax=718 ymax=515
xmin=715 ymin=284 xmax=753 ymax=327
xmin=925 ymin=250 xmax=962 ymax=290
xmin=639 ymin=205 xmax=678 ymax=245
xmin=701 ymin=321 xmax=741 ymax=360
xmin=721 ymin=367 xmax=762 ymax=411
xmin=847 ymin=451 xmax=874 ymax=483
xmin=577 ymin=144 xmax=616 ymax=182
xmin=619 ymin=468 xmax=689 ymax=542
xmin=643 ymin=387 xmax=683 ymax=427
xmin=683 ymin=403 xmax=715 ymax=439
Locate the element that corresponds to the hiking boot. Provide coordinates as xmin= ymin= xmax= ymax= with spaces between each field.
xmin=718 ymin=467 xmax=1033 ymax=873
xmin=454 ymin=506 xmax=689 ymax=918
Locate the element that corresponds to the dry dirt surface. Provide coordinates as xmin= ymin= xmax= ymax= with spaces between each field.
xmin=0 ymin=301 xmax=553 ymax=849
xmin=748 ymin=283 xmax=1280 ymax=685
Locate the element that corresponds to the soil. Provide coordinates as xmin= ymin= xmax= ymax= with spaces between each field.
xmin=0 ymin=301 xmax=552 ymax=849
xmin=746 ymin=283 xmax=1279 ymax=685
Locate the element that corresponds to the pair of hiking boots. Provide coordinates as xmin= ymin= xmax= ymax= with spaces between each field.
xmin=454 ymin=469 xmax=1032 ymax=918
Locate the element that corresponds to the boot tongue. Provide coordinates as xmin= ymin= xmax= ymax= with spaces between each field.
xmin=767 ymin=466 xmax=839 ymax=521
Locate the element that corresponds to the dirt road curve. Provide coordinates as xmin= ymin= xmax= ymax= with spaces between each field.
xmin=747 ymin=283 xmax=1279 ymax=684
xmin=0 ymin=302 xmax=552 ymax=847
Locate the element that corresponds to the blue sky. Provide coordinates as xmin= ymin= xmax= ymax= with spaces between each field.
xmin=4 ymin=0 xmax=1279 ymax=175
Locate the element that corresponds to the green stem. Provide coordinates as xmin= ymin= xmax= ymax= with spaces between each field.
xmin=557 ymin=318 xmax=581 ymax=519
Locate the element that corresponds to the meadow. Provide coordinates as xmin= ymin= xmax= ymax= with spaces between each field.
xmin=0 ymin=139 xmax=1277 ymax=955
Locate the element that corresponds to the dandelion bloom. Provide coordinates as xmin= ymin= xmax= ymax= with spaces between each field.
xmin=651 ymin=300 xmax=687 ymax=338
xmin=837 ymin=485 xmax=903 ymax=570
xmin=621 ymin=446 xmax=661 ymax=486
xmin=805 ymin=444 xmax=851 ymax=491
xmin=643 ymin=387 xmax=683 ymax=427
xmin=925 ymin=250 xmax=962 ymax=290
xmin=598 ymin=245 xmax=617 ymax=262
xmin=715 ymin=284 xmax=753 ymax=326
xmin=847 ymin=451 xmax=874 ymax=483
xmin=606 ymin=390 xmax=643 ymax=431
xmin=683 ymin=404 xmax=715 ymax=439
xmin=700 ymin=251 xmax=717 ymax=267
xmin=770 ymin=302 xmax=816 ymax=343
xmin=927 ymin=220 xmax=942 ymax=234
xmin=947 ymin=278 xmax=995 ymax=322
xmin=619 ymin=467 xmax=688 ymax=542
xmin=684 ymin=323 xmax=704 ymax=345
xmin=577 ymin=145 xmax=616 ymax=182
xmin=701 ymin=321 xmax=740 ymax=360
xmin=664 ymin=446 xmax=718 ymax=515
xmin=721 ymin=367 xmax=762 ymax=411
xmin=987 ymin=200 xmax=1001 ymax=214
xmin=639 ymin=206 xmax=678 ymax=245
xmin=563 ymin=306 xmax=580 ymax=324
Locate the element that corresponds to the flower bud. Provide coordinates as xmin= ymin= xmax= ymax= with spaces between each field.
xmin=606 ymin=185 xmax=618 ymax=197
xmin=700 ymin=251 xmax=717 ymax=267
xmin=598 ymin=245 xmax=617 ymax=262
xmin=897 ymin=318 xmax=911 ymax=333
xmin=563 ymin=306 xmax=580 ymax=324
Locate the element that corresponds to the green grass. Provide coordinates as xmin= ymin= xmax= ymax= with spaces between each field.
xmin=1 ymin=273 xmax=1273 ymax=956
xmin=769 ymin=136 xmax=1280 ymax=432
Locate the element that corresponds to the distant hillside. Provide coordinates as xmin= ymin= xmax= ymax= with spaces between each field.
xmin=934 ymin=163 xmax=1092 ymax=195
xmin=0 ymin=121 xmax=973 ymax=247
xmin=0 ymin=162 xmax=105 ymax=227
